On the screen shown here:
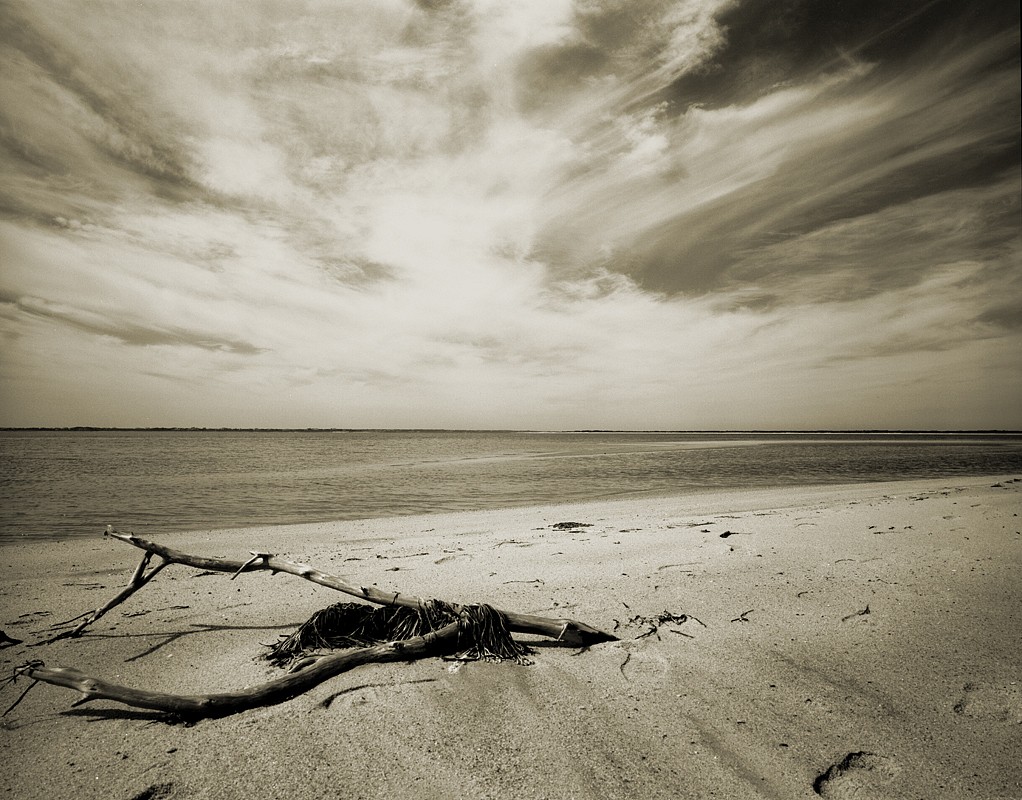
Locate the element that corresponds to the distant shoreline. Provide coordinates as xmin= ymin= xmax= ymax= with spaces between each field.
xmin=3 ymin=427 xmax=1020 ymax=434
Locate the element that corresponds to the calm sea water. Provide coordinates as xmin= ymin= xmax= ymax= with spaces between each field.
xmin=1 ymin=430 xmax=1020 ymax=542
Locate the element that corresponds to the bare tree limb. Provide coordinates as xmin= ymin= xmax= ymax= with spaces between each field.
xmin=38 ymin=551 xmax=170 ymax=644
xmin=6 ymin=527 xmax=619 ymax=720
xmin=14 ymin=623 xmax=463 ymax=718
xmin=96 ymin=528 xmax=615 ymax=647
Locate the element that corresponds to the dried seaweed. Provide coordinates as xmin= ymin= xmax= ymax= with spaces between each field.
xmin=628 ymin=610 xmax=706 ymax=640
xmin=266 ymin=600 xmax=532 ymax=667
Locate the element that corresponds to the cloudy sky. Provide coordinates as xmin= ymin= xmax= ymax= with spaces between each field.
xmin=1 ymin=0 xmax=1019 ymax=429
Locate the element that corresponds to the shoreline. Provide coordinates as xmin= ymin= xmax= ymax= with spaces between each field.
xmin=5 ymin=429 xmax=1021 ymax=544
xmin=2 ymin=475 xmax=1020 ymax=799
xmin=2 ymin=473 xmax=1006 ymax=549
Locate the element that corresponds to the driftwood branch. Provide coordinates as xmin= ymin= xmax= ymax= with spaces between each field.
xmin=40 ymin=549 xmax=169 ymax=643
xmin=9 ymin=527 xmax=618 ymax=719
xmin=14 ymin=623 xmax=462 ymax=718
xmin=94 ymin=528 xmax=613 ymax=646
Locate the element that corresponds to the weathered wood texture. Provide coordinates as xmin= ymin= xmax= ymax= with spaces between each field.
xmin=10 ymin=528 xmax=617 ymax=719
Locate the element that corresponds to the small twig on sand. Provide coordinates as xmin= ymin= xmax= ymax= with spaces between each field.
xmin=2 ymin=680 xmax=39 ymax=717
xmin=730 ymin=609 xmax=754 ymax=623
xmin=1 ymin=662 xmax=44 ymax=717
xmin=840 ymin=605 xmax=871 ymax=622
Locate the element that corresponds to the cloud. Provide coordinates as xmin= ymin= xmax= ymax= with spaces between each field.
xmin=723 ymin=174 xmax=1021 ymax=304
xmin=13 ymin=295 xmax=265 ymax=354
xmin=0 ymin=4 xmax=202 ymax=212
xmin=530 ymin=20 xmax=1019 ymax=297
xmin=0 ymin=0 xmax=1018 ymax=428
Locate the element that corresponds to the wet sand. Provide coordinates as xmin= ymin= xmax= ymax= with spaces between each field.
xmin=2 ymin=475 xmax=1020 ymax=799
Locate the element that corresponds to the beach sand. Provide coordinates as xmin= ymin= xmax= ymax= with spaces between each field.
xmin=2 ymin=475 xmax=1020 ymax=799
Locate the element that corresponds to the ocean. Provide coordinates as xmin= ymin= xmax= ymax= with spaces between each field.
xmin=1 ymin=430 xmax=1020 ymax=542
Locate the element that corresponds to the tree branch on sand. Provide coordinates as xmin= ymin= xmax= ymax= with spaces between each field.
xmin=7 ymin=528 xmax=617 ymax=720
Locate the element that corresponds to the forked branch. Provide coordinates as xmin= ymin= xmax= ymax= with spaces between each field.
xmin=98 ymin=528 xmax=614 ymax=646
xmin=7 ymin=527 xmax=617 ymax=720
xmin=40 ymin=549 xmax=169 ymax=644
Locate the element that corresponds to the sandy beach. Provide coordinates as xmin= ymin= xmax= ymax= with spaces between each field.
xmin=1 ymin=475 xmax=1020 ymax=800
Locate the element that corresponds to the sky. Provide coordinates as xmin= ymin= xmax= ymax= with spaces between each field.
xmin=1 ymin=0 xmax=1019 ymax=430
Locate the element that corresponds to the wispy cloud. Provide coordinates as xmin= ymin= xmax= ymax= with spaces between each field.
xmin=0 ymin=0 xmax=1018 ymax=428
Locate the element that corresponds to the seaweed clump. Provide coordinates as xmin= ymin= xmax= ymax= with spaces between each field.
xmin=266 ymin=600 xmax=532 ymax=667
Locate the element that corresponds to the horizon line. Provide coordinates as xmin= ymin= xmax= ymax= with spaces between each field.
xmin=2 ymin=427 xmax=1020 ymax=435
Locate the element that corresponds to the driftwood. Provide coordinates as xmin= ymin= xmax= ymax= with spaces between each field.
xmin=40 ymin=548 xmax=170 ymax=643
xmin=14 ymin=626 xmax=461 ymax=717
xmin=8 ymin=528 xmax=617 ymax=719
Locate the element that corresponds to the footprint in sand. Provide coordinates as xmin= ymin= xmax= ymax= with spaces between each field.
xmin=813 ymin=751 xmax=900 ymax=798
xmin=127 ymin=783 xmax=176 ymax=800
xmin=953 ymin=681 xmax=1022 ymax=723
